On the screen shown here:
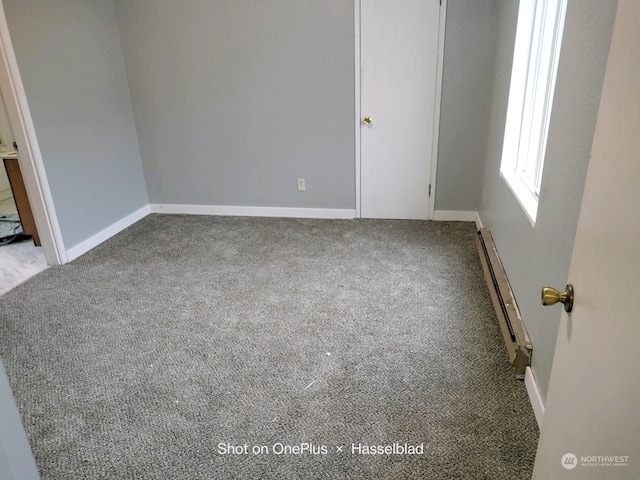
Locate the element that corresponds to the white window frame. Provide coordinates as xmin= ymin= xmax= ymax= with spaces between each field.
xmin=500 ymin=0 xmax=567 ymax=224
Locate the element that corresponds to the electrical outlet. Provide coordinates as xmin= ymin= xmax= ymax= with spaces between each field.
xmin=297 ymin=178 xmax=306 ymax=192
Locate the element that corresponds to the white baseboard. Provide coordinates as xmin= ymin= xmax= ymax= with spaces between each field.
xmin=525 ymin=366 xmax=545 ymax=427
xmin=433 ymin=210 xmax=482 ymax=229
xmin=66 ymin=205 xmax=151 ymax=261
xmin=149 ymin=204 xmax=356 ymax=219
xmin=62 ymin=205 xmax=486 ymax=262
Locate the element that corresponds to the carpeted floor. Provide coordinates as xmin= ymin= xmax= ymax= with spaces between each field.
xmin=0 ymin=215 xmax=538 ymax=479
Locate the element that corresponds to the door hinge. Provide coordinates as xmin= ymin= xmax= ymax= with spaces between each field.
xmin=428 ymin=184 xmax=432 ymax=197
xmin=13 ymin=141 xmax=18 ymax=151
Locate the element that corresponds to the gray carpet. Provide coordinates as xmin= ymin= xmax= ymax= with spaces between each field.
xmin=0 ymin=215 xmax=538 ymax=479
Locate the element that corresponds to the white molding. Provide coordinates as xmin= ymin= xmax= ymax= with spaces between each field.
xmin=433 ymin=210 xmax=480 ymax=225
xmin=428 ymin=0 xmax=447 ymax=220
xmin=150 ymin=204 xmax=356 ymax=219
xmin=354 ymin=0 xmax=361 ymax=218
xmin=0 ymin=1 xmax=66 ymax=265
xmin=474 ymin=211 xmax=484 ymax=229
xmin=525 ymin=366 xmax=545 ymax=427
xmin=65 ymin=205 xmax=150 ymax=262
xmin=61 ymin=202 xmax=355 ymax=262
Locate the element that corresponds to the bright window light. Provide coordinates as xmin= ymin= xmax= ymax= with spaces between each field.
xmin=500 ymin=0 xmax=567 ymax=224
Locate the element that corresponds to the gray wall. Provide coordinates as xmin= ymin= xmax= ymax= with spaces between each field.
xmin=479 ymin=0 xmax=618 ymax=400
xmin=0 ymin=95 xmax=14 ymax=146
xmin=0 ymin=97 xmax=12 ymax=196
xmin=0 ymin=95 xmax=15 ymax=197
xmin=113 ymin=0 xmax=355 ymax=209
xmin=0 ymin=358 xmax=40 ymax=480
xmin=435 ymin=0 xmax=498 ymax=211
xmin=4 ymin=0 xmax=148 ymax=249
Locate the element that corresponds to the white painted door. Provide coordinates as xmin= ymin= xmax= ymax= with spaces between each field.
xmin=360 ymin=0 xmax=440 ymax=219
xmin=533 ymin=1 xmax=640 ymax=478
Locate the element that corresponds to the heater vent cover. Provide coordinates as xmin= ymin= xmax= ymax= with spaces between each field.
xmin=476 ymin=228 xmax=532 ymax=379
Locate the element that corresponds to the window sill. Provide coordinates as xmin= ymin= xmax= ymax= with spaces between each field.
xmin=500 ymin=168 xmax=539 ymax=226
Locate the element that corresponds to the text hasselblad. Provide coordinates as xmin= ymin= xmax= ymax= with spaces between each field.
xmin=218 ymin=442 xmax=425 ymax=455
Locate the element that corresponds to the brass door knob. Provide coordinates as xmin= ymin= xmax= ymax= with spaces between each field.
xmin=362 ymin=116 xmax=373 ymax=125
xmin=541 ymin=284 xmax=574 ymax=313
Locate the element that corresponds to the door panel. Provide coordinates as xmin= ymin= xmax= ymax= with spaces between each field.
xmin=360 ymin=0 xmax=440 ymax=219
xmin=533 ymin=1 xmax=640 ymax=478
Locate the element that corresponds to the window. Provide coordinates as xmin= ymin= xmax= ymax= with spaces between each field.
xmin=500 ymin=0 xmax=567 ymax=224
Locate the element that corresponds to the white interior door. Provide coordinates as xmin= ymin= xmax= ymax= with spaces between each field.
xmin=360 ymin=0 xmax=440 ymax=219
xmin=533 ymin=1 xmax=640 ymax=478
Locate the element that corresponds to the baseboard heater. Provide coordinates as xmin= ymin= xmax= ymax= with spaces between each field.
xmin=476 ymin=228 xmax=532 ymax=379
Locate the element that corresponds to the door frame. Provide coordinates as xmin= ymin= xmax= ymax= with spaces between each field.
xmin=354 ymin=0 xmax=447 ymax=219
xmin=0 ymin=1 xmax=66 ymax=265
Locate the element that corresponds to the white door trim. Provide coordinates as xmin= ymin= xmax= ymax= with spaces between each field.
xmin=0 ymin=1 xmax=66 ymax=265
xmin=428 ymin=0 xmax=447 ymax=219
xmin=354 ymin=0 xmax=447 ymax=220
xmin=354 ymin=0 xmax=362 ymax=218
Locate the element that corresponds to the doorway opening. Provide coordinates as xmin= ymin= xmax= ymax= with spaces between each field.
xmin=0 ymin=0 xmax=66 ymax=294
xmin=0 ymin=91 xmax=47 ymax=295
